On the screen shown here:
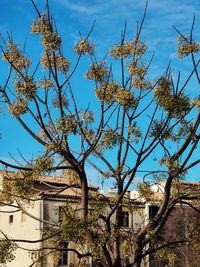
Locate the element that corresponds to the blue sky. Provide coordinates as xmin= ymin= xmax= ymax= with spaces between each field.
xmin=0 ymin=0 xmax=200 ymax=186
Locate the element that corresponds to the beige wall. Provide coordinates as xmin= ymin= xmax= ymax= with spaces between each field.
xmin=0 ymin=199 xmax=43 ymax=267
xmin=0 ymin=185 xmax=149 ymax=267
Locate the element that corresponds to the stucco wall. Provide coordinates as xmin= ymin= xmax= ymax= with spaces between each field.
xmin=0 ymin=200 xmax=43 ymax=267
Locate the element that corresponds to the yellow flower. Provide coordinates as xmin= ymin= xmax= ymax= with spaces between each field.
xmin=41 ymin=53 xmax=70 ymax=73
xmin=85 ymin=61 xmax=109 ymax=81
xmin=96 ymin=81 xmax=120 ymax=104
xmin=3 ymin=42 xmax=31 ymax=70
xmin=42 ymin=32 xmax=61 ymax=51
xmin=116 ymin=88 xmax=135 ymax=109
xmin=15 ymin=77 xmax=36 ymax=100
xmin=31 ymin=13 xmax=51 ymax=35
xmin=74 ymin=39 xmax=95 ymax=55
xmin=177 ymin=35 xmax=200 ymax=58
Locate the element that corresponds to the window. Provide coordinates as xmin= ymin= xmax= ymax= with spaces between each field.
xmin=59 ymin=206 xmax=65 ymax=222
xmin=9 ymin=215 xmax=13 ymax=223
xmin=149 ymin=205 xmax=159 ymax=220
xmin=58 ymin=241 xmax=68 ymax=266
xmin=121 ymin=211 xmax=129 ymax=227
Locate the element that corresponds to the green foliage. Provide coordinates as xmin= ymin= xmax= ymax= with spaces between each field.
xmin=32 ymin=156 xmax=54 ymax=176
xmin=138 ymin=182 xmax=153 ymax=201
xmin=101 ymin=129 xmax=122 ymax=149
xmin=29 ymin=251 xmax=46 ymax=267
xmin=0 ymin=172 xmax=34 ymax=203
xmin=0 ymin=239 xmax=17 ymax=266
xmin=154 ymin=77 xmax=191 ymax=118
xmin=155 ymin=249 xmax=176 ymax=267
xmin=42 ymin=228 xmax=65 ymax=266
xmin=55 ymin=114 xmax=80 ymax=135
xmin=159 ymin=157 xmax=186 ymax=179
xmin=60 ymin=204 xmax=87 ymax=245
xmin=188 ymin=219 xmax=200 ymax=246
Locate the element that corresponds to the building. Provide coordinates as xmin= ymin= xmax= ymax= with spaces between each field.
xmin=0 ymin=171 xmax=99 ymax=267
xmin=0 ymin=170 xmax=200 ymax=267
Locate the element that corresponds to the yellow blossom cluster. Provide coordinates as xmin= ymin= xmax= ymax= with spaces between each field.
xmin=177 ymin=35 xmax=200 ymax=58
xmin=127 ymin=64 xmax=146 ymax=78
xmin=33 ymin=156 xmax=54 ymax=176
xmin=3 ymin=42 xmax=31 ymax=71
xmin=56 ymin=114 xmax=79 ymax=135
xmin=15 ymin=76 xmax=36 ymax=100
xmin=45 ymin=141 xmax=62 ymax=153
xmin=41 ymin=53 xmax=70 ymax=73
xmin=42 ymin=32 xmax=61 ymax=51
xmin=37 ymin=79 xmax=54 ymax=89
xmin=154 ymin=77 xmax=190 ymax=117
xmin=81 ymin=110 xmax=94 ymax=124
xmin=133 ymin=35 xmax=147 ymax=57
xmin=132 ymin=79 xmax=143 ymax=89
xmin=154 ymin=77 xmax=171 ymax=100
xmin=32 ymin=13 xmax=70 ymax=75
xmin=74 ymin=39 xmax=95 ymax=55
xmin=110 ymin=41 xmax=135 ymax=59
xmin=38 ymin=128 xmax=48 ymax=141
xmin=9 ymin=98 xmax=28 ymax=116
xmin=85 ymin=129 xmax=95 ymax=142
xmin=101 ymin=129 xmax=122 ymax=149
xmin=85 ymin=61 xmax=109 ymax=81
xmin=110 ymin=37 xmax=146 ymax=59
xmin=96 ymin=81 xmax=120 ymax=105
xmin=132 ymin=79 xmax=151 ymax=90
xmin=192 ymin=99 xmax=200 ymax=109
xmin=116 ymin=88 xmax=135 ymax=109
xmin=32 ymin=13 xmax=61 ymax=51
xmin=31 ymin=14 xmax=51 ymax=34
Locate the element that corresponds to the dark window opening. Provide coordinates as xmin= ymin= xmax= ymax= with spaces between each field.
xmin=121 ymin=211 xmax=129 ymax=227
xmin=59 ymin=206 xmax=63 ymax=222
xmin=58 ymin=241 xmax=68 ymax=266
xmin=149 ymin=205 xmax=159 ymax=220
xmin=9 ymin=215 xmax=13 ymax=223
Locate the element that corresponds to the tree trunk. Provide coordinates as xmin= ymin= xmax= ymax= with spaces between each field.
xmin=80 ymin=171 xmax=89 ymax=219
xmin=132 ymin=244 xmax=143 ymax=267
xmin=132 ymin=260 xmax=142 ymax=267
xmin=113 ymin=258 xmax=122 ymax=267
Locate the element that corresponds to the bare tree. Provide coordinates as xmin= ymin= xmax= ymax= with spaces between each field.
xmin=0 ymin=1 xmax=200 ymax=266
